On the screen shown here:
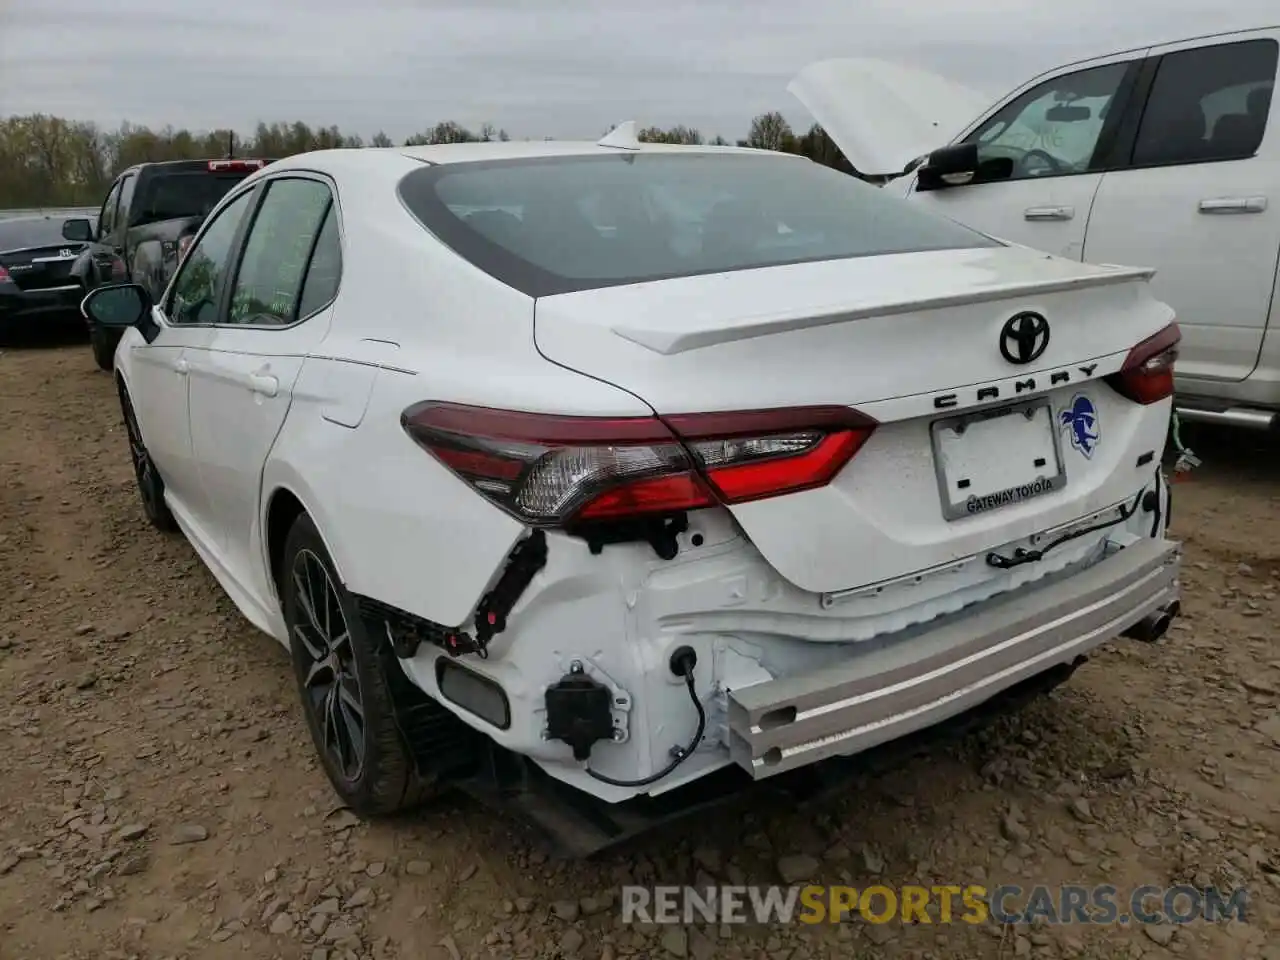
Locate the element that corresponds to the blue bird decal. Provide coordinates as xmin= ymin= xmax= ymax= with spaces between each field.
xmin=1059 ymin=394 xmax=1100 ymax=459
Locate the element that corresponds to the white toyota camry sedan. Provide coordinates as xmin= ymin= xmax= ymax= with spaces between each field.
xmin=82 ymin=128 xmax=1182 ymax=841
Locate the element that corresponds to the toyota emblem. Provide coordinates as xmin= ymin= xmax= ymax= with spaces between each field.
xmin=999 ymin=312 xmax=1050 ymax=365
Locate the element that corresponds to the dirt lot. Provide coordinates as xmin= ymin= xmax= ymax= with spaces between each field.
xmin=1 ymin=338 xmax=1278 ymax=960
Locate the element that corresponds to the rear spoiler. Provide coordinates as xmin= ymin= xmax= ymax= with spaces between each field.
xmin=612 ymin=265 xmax=1157 ymax=356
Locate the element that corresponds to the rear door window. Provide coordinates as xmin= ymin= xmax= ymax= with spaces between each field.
xmin=1131 ymin=39 xmax=1277 ymax=166
xmin=295 ymin=205 xmax=342 ymax=319
xmin=225 ymin=178 xmax=335 ymax=326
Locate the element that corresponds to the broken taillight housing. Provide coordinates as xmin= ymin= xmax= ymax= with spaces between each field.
xmin=1106 ymin=322 xmax=1181 ymax=405
xmin=400 ymin=402 xmax=877 ymax=526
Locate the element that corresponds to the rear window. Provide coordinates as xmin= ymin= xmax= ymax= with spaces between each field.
xmin=131 ymin=173 xmax=249 ymax=226
xmin=397 ymin=153 xmax=999 ymax=297
xmin=0 ymin=218 xmax=71 ymax=252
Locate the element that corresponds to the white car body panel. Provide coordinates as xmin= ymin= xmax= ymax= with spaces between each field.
xmin=536 ymin=246 xmax=1173 ymax=594
xmin=109 ymin=141 xmax=1181 ymax=806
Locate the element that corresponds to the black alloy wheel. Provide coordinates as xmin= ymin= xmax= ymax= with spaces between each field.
xmin=119 ymin=386 xmax=177 ymax=531
xmin=281 ymin=512 xmax=434 ymax=816
xmin=291 ymin=545 xmax=367 ymax=783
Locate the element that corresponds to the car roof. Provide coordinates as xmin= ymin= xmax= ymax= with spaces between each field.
xmin=256 ymin=139 xmax=800 ymax=180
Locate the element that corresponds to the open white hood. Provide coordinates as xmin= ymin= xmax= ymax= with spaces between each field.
xmin=787 ymin=58 xmax=995 ymax=178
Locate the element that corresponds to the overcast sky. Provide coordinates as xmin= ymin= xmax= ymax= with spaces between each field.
xmin=1 ymin=0 xmax=1273 ymax=142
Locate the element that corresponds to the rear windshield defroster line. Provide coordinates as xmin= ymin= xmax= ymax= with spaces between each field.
xmin=396 ymin=153 xmax=998 ymax=298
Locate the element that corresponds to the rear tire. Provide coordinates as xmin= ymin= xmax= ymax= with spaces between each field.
xmin=90 ymin=325 xmax=116 ymax=371
xmin=281 ymin=513 xmax=433 ymax=816
xmin=119 ymin=385 xmax=178 ymax=532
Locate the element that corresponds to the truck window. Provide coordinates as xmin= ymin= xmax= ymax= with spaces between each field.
xmin=131 ymin=173 xmax=250 ymax=228
xmin=1131 ymin=39 xmax=1278 ymax=167
xmin=964 ymin=62 xmax=1132 ymax=181
xmin=117 ymin=175 xmax=138 ymax=225
xmin=98 ymin=180 xmax=123 ymax=239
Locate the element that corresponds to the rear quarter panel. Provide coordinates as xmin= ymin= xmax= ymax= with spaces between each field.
xmin=260 ymin=165 xmax=655 ymax=628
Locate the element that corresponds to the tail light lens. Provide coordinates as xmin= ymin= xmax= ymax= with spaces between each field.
xmin=110 ymin=257 xmax=127 ymax=279
xmin=401 ymin=402 xmax=877 ymax=526
xmin=1106 ymin=322 xmax=1181 ymax=405
xmin=177 ymin=235 xmax=194 ymax=260
xmin=0 ymin=265 xmax=10 ymax=282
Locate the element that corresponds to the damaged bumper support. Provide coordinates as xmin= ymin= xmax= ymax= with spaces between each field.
xmin=728 ymin=537 xmax=1181 ymax=778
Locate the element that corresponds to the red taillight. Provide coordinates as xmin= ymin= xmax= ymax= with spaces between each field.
xmin=110 ymin=257 xmax=127 ymax=279
xmin=207 ymin=159 xmax=265 ymax=172
xmin=0 ymin=265 xmax=10 ymax=282
xmin=400 ymin=402 xmax=877 ymax=525
xmin=1106 ymin=322 xmax=1181 ymax=405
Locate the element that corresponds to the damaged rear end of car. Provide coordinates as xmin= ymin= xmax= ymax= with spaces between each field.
xmin=373 ymin=148 xmax=1181 ymax=841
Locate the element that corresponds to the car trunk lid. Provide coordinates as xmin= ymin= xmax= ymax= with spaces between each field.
xmin=0 ymin=243 xmax=85 ymax=291
xmin=533 ymin=245 xmax=1176 ymax=595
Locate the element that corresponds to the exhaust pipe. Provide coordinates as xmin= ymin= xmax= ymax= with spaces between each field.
xmin=1122 ymin=601 xmax=1181 ymax=644
xmin=1175 ymin=405 xmax=1276 ymax=430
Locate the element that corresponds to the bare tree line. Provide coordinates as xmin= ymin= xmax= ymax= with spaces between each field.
xmin=0 ymin=111 xmax=854 ymax=208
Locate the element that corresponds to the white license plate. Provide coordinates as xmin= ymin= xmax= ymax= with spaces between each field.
xmin=931 ymin=400 xmax=1066 ymax=521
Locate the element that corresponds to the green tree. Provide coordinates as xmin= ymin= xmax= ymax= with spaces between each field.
xmin=0 ymin=110 xmax=860 ymax=209
xmin=740 ymin=111 xmax=795 ymax=152
xmin=637 ymin=125 xmax=703 ymax=144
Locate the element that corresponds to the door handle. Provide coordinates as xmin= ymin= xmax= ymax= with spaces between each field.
xmin=1024 ymin=206 xmax=1074 ymax=221
xmin=1198 ymin=196 xmax=1267 ymax=214
xmin=173 ymin=358 xmax=189 ymax=375
xmin=249 ymin=374 xmax=279 ymax=398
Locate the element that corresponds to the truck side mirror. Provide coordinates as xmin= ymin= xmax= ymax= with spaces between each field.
xmin=916 ymin=143 xmax=1014 ymax=191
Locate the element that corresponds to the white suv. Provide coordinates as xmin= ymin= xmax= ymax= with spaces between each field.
xmin=793 ymin=25 xmax=1280 ymax=431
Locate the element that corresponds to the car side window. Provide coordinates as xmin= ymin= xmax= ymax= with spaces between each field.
xmin=226 ymin=178 xmax=334 ymax=326
xmin=965 ymin=62 xmax=1132 ymax=181
xmin=1131 ymin=39 xmax=1277 ymax=167
xmin=296 ymin=205 xmax=342 ymax=320
xmin=166 ymin=190 xmax=257 ymax=326
xmin=98 ymin=180 xmax=123 ymax=239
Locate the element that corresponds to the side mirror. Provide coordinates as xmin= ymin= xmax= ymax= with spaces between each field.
xmin=62 ymin=218 xmax=94 ymax=243
xmin=81 ymin=283 xmax=151 ymax=328
xmin=916 ymin=143 xmax=1014 ymax=191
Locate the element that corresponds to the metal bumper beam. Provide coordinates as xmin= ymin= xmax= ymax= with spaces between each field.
xmin=728 ymin=538 xmax=1181 ymax=778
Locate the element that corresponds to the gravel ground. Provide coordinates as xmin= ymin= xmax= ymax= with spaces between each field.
xmin=1 ymin=337 xmax=1278 ymax=960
